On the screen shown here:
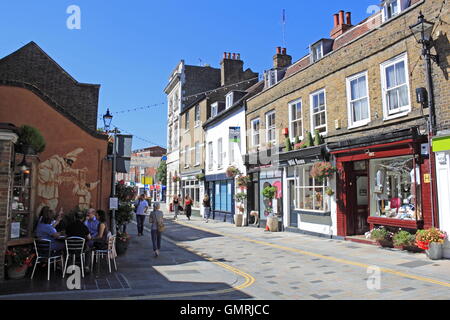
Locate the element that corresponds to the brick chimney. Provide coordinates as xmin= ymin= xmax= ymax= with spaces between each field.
xmin=273 ymin=47 xmax=292 ymax=69
xmin=220 ymin=52 xmax=245 ymax=86
xmin=330 ymin=10 xmax=353 ymax=39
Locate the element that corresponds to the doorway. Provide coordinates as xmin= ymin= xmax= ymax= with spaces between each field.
xmin=348 ymin=161 xmax=370 ymax=236
xmin=288 ymin=180 xmax=298 ymax=227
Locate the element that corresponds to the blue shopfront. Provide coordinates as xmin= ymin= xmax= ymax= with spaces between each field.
xmin=205 ymin=173 xmax=235 ymax=223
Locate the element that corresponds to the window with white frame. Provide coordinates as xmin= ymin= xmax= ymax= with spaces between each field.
xmin=168 ymin=127 xmax=172 ymax=152
xmin=383 ymin=0 xmax=401 ymax=21
xmin=294 ymin=164 xmax=330 ymax=212
xmin=208 ymin=142 xmax=213 ymax=170
xmin=226 ymin=92 xmax=234 ymax=109
xmin=195 ymin=104 xmax=200 ymax=126
xmin=266 ymin=111 xmax=276 ymax=144
xmin=311 ymin=42 xmax=323 ymax=63
xmin=173 ymin=121 xmax=179 ymax=148
xmin=194 ymin=142 xmax=200 ymax=166
xmin=265 ymin=70 xmax=278 ymax=88
xmin=289 ymin=99 xmax=303 ymax=140
xmin=251 ymin=118 xmax=260 ymax=147
xmin=211 ymin=102 xmax=218 ymax=118
xmin=217 ymin=138 xmax=223 ymax=168
xmin=310 ymin=90 xmax=327 ymax=134
xmin=174 ymin=93 xmax=179 ymax=110
xmin=347 ymin=72 xmax=370 ymax=127
xmin=184 ymin=145 xmax=189 ymax=168
xmin=381 ymin=54 xmax=410 ymax=118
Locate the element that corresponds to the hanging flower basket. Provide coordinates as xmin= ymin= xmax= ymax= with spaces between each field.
xmin=310 ymin=162 xmax=337 ymax=182
xmin=172 ymin=176 xmax=181 ymax=183
xmin=196 ymin=173 xmax=205 ymax=181
xmin=226 ymin=166 xmax=241 ymax=178
xmin=236 ymin=175 xmax=251 ymax=188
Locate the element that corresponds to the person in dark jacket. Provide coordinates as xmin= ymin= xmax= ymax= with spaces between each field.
xmin=203 ymin=194 xmax=211 ymax=223
xmin=184 ymin=195 xmax=192 ymax=221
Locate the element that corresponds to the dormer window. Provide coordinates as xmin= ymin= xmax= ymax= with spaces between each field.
xmin=265 ymin=70 xmax=278 ymax=88
xmin=211 ymin=102 xmax=218 ymax=117
xmin=382 ymin=0 xmax=401 ymax=22
xmin=226 ymin=92 xmax=234 ymax=109
xmin=311 ymin=43 xmax=323 ymax=63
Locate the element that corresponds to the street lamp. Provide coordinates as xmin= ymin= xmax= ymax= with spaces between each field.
xmin=103 ymin=109 xmax=120 ymax=235
xmin=409 ymin=12 xmax=439 ymax=227
xmin=103 ymin=108 xmax=113 ymax=133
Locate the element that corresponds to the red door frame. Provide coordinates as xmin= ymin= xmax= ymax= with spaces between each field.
xmin=334 ymin=139 xmax=430 ymax=237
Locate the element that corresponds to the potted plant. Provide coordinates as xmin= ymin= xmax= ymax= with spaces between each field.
xmin=325 ymin=187 xmax=335 ymax=197
xmin=5 ymin=246 xmax=35 ymax=280
xmin=115 ymin=231 xmax=131 ymax=255
xmin=310 ymin=162 xmax=337 ymax=183
xmin=262 ymin=186 xmax=278 ymax=232
xmin=284 ymin=137 xmax=293 ymax=152
xmin=416 ymin=228 xmax=447 ymax=260
xmin=393 ymin=230 xmax=417 ymax=251
xmin=226 ymin=166 xmax=241 ymax=178
xmin=314 ymin=129 xmax=325 ymax=146
xmin=116 ymin=203 xmax=134 ymax=234
xmin=236 ymin=175 xmax=251 ymax=189
xmin=172 ymin=176 xmax=181 ymax=183
xmin=235 ymin=192 xmax=247 ymax=227
xmin=17 ymin=125 xmax=46 ymax=155
xmin=370 ymin=227 xmax=394 ymax=248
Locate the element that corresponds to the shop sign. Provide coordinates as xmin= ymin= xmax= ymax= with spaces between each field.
xmin=229 ymin=127 xmax=241 ymax=143
xmin=424 ymin=174 xmax=431 ymax=184
xmin=432 ymin=136 xmax=450 ymax=152
xmin=287 ymin=159 xmax=307 ymax=166
xmin=109 ymin=197 xmax=118 ymax=210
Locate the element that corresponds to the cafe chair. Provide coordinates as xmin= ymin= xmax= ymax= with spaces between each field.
xmin=63 ymin=236 xmax=86 ymax=278
xmin=31 ymin=239 xmax=64 ymax=281
xmin=91 ymin=235 xmax=117 ymax=273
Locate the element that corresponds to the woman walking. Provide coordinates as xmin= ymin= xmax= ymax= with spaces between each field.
xmin=185 ymin=195 xmax=192 ymax=221
xmin=203 ymin=194 xmax=211 ymax=223
xmin=173 ymin=195 xmax=180 ymax=221
xmin=149 ymin=202 xmax=164 ymax=257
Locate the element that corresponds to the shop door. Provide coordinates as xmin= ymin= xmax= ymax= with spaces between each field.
xmin=288 ymin=180 xmax=298 ymax=227
xmin=349 ymin=172 xmax=370 ymax=235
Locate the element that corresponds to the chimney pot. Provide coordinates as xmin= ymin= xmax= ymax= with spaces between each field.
xmin=223 ymin=52 xmax=227 ymax=59
xmin=276 ymin=47 xmax=282 ymax=54
xmin=232 ymin=53 xmax=236 ymax=60
xmin=339 ymin=10 xmax=345 ymax=25
xmin=346 ymin=12 xmax=352 ymax=25
xmin=334 ymin=13 xmax=339 ymax=27
xmin=281 ymin=48 xmax=286 ymax=55
xmin=237 ymin=53 xmax=241 ymax=60
xmin=227 ymin=52 xmax=231 ymax=59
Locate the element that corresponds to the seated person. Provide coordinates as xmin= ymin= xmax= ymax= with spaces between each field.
xmin=84 ymin=208 xmax=100 ymax=239
xmin=35 ymin=210 xmax=64 ymax=253
xmin=93 ymin=210 xmax=110 ymax=250
xmin=66 ymin=211 xmax=92 ymax=245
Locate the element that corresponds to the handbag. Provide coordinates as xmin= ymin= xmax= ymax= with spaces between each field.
xmin=157 ymin=219 xmax=165 ymax=233
xmin=178 ymin=205 xmax=184 ymax=211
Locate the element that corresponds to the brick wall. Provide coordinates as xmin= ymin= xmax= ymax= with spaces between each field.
xmin=0 ymin=139 xmax=14 ymax=282
xmin=0 ymin=42 xmax=100 ymax=132
xmin=246 ymin=0 xmax=448 ymax=153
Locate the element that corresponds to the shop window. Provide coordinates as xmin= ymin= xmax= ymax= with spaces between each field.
xmin=381 ymin=53 xmax=411 ymax=119
xmin=10 ymin=156 xmax=33 ymax=241
xmin=346 ymin=71 xmax=370 ymax=128
xmin=310 ymin=90 xmax=327 ymax=135
xmin=369 ymin=156 xmax=422 ymax=220
xmin=294 ymin=164 xmax=330 ymax=212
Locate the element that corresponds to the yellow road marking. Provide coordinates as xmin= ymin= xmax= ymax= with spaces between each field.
xmin=107 ymin=222 xmax=255 ymax=300
xmin=174 ymin=220 xmax=450 ymax=289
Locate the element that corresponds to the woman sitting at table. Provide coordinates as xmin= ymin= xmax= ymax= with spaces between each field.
xmin=93 ymin=210 xmax=109 ymax=250
xmin=35 ymin=210 xmax=65 ymax=253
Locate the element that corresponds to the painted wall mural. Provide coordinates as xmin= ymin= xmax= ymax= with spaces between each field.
xmin=37 ymin=148 xmax=99 ymax=212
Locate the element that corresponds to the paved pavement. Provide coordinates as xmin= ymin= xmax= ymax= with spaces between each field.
xmin=1 ymin=205 xmax=450 ymax=300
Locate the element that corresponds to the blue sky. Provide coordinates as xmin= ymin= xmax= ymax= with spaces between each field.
xmin=0 ymin=0 xmax=379 ymax=150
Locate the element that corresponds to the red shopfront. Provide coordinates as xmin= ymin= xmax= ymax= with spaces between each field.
xmin=329 ymin=129 xmax=434 ymax=237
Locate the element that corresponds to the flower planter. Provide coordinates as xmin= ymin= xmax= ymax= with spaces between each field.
xmin=7 ymin=265 xmax=28 ymax=280
xmin=394 ymin=245 xmax=404 ymax=250
xmin=443 ymin=240 xmax=450 ymax=259
xmin=267 ymin=216 xmax=279 ymax=232
xmin=404 ymin=245 xmax=424 ymax=253
xmin=376 ymin=240 xmax=394 ymax=248
xmin=426 ymin=242 xmax=443 ymax=260
xmin=234 ymin=214 xmax=243 ymax=227
xmin=115 ymin=240 xmax=129 ymax=255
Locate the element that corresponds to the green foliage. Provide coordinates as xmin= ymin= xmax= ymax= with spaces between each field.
xmin=304 ymin=131 xmax=314 ymax=147
xmin=294 ymin=136 xmax=300 ymax=145
xmin=116 ymin=203 xmax=134 ymax=227
xmin=156 ymin=160 xmax=167 ymax=185
xmin=262 ymin=186 xmax=277 ymax=199
xmin=370 ymin=227 xmax=393 ymax=241
xmin=393 ymin=230 xmax=415 ymax=246
xmin=196 ymin=173 xmax=205 ymax=181
xmin=314 ymin=130 xmax=324 ymax=146
xmin=116 ymin=181 xmax=137 ymax=202
xmin=18 ymin=125 xmax=46 ymax=154
xmin=285 ymin=137 xmax=292 ymax=152
xmin=235 ymin=192 xmax=247 ymax=203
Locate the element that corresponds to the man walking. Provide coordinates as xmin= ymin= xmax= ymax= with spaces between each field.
xmin=134 ymin=194 xmax=149 ymax=236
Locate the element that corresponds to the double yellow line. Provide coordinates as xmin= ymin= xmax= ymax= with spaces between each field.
xmin=175 ymin=220 xmax=450 ymax=289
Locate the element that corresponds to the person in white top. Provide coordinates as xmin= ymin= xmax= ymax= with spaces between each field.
xmin=134 ymin=194 xmax=149 ymax=236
